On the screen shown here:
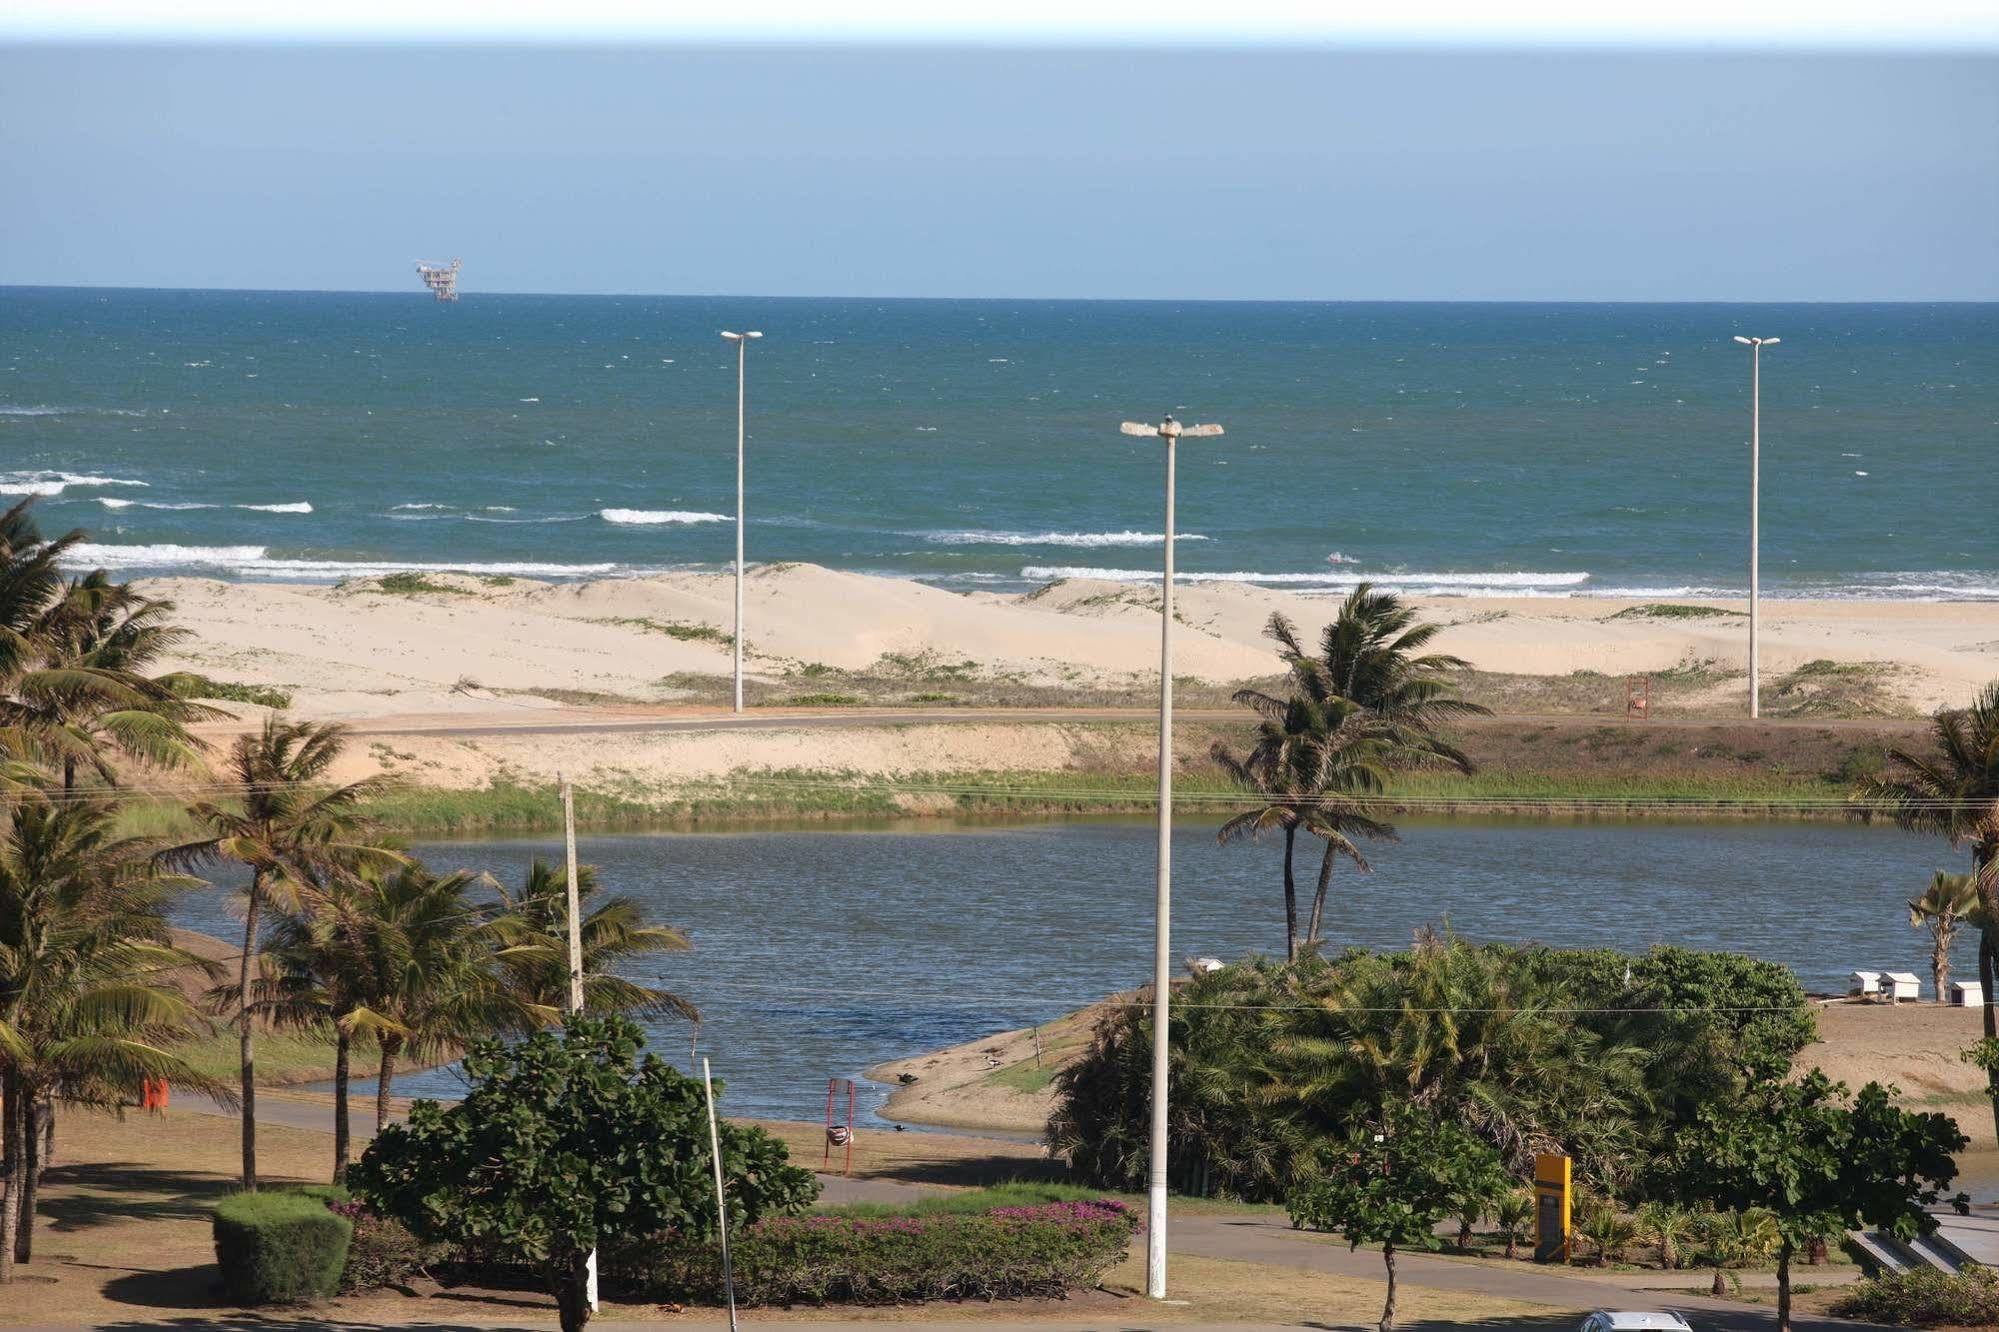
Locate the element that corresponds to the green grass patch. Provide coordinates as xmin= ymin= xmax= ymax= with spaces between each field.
xmin=1606 ymin=603 xmax=1745 ymax=621
xmin=371 ymin=572 xmax=465 ymax=596
xmin=167 ymin=673 xmax=293 ymax=709
xmin=814 ymin=1180 xmax=1107 ymax=1219
xmin=589 ymin=616 xmax=732 ymax=646
xmin=770 ymin=692 xmax=864 ymax=707
xmin=986 ymin=1062 xmax=1059 ymax=1094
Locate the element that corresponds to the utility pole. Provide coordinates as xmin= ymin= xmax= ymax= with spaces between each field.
xmin=557 ymin=774 xmax=596 ymax=1310
xmin=720 ymin=330 xmax=762 ymax=714
xmin=1116 ymin=413 xmax=1224 ymax=1300
xmin=1733 ymin=334 xmax=1779 ymax=718
xmin=703 ymin=1057 xmax=740 ymax=1332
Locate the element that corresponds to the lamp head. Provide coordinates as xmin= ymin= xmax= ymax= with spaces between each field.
xmin=720 ymin=330 xmax=764 ymax=342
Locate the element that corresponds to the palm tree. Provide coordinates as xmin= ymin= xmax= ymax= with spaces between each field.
xmin=484 ymin=858 xmax=696 ymax=1023
xmin=0 ymin=500 xmax=87 ymax=790
xmin=1493 ymin=1189 xmax=1534 ymax=1261
xmin=157 ymin=718 xmax=396 ymax=1189
xmin=1263 ymin=591 xmax=1490 ymax=943
xmin=1859 ymin=683 xmax=1999 ymax=1130
xmin=0 ymin=796 xmax=230 ymax=1275
xmin=344 ymin=862 xmax=529 ymax=1132
xmin=1698 ymin=1207 xmax=1780 ymax=1297
xmin=1636 ymin=1200 xmax=1698 ymax=1270
xmin=1910 ymin=871 xmax=1980 ymax=1005
xmin=1213 ymin=686 xmax=1395 ymax=962
xmin=6 ymin=571 xmax=218 ymax=791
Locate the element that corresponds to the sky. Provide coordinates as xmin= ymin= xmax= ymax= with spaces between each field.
xmin=2 ymin=39 xmax=1996 ymax=299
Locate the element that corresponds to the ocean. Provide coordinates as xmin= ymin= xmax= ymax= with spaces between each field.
xmin=3 ymin=288 xmax=1994 ymax=599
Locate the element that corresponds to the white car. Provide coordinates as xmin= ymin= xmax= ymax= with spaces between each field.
xmin=1580 ymin=1314 xmax=1694 ymax=1332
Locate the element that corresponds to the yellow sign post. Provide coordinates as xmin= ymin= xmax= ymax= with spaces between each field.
xmin=1533 ymin=1153 xmax=1571 ymax=1263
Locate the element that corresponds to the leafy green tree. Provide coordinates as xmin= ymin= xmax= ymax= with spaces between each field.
xmin=1286 ymin=1100 xmax=1511 ymax=1332
xmin=1858 ymin=683 xmax=1999 ymax=1131
xmin=351 ymin=1014 xmax=818 ymax=1332
xmin=158 ymin=717 xmax=396 ymax=1189
xmin=1911 ymin=870 xmax=1980 ymax=1004
xmin=0 ymin=797 xmax=229 ymax=1275
xmin=1660 ymin=1070 xmax=1967 ymax=1332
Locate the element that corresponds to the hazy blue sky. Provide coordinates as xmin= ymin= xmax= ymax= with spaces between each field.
xmin=2 ymin=45 xmax=1995 ymax=299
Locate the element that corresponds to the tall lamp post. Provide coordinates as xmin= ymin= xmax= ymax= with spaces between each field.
xmin=1117 ymin=412 xmax=1224 ymax=1300
xmin=721 ymin=330 xmax=762 ymax=713
xmin=1732 ymin=334 xmax=1778 ymax=718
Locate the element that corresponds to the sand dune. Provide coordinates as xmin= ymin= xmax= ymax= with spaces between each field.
xmin=144 ymin=565 xmax=1999 ymax=722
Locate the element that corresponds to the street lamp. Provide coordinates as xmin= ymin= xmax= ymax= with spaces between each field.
xmin=721 ymin=330 xmax=763 ymax=714
xmin=1732 ymin=334 xmax=1779 ymax=718
xmin=1117 ymin=412 xmax=1224 ymax=1300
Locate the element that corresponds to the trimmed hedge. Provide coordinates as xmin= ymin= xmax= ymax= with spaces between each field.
xmin=1832 ymin=1267 xmax=1999 ymax=1326
xmin=648 ymin=1199 xmax=1137 ymax=1306
xmin=212 ymin=1189 xmax=353 ymax=1305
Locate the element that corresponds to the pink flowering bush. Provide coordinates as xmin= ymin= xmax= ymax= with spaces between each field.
xmin=648 ymin=1198 xmax=1136 ymax=1305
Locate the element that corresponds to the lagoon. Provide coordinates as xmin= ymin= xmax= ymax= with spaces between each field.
xmin=172 ymin=816 xmax=1956 ymax=1125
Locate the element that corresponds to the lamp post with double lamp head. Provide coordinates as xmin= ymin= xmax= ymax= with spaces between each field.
xmin=1732 ymin=334 xmax=1779 ymax=718
xmin=1117 ymin=412 xmax=1224 ymax=1301
xmin=721 ymin=330 xmax=762 ymax=713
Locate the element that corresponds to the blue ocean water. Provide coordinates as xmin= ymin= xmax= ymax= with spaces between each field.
xmin=3 ymin=288 xmax=1994 ymax=598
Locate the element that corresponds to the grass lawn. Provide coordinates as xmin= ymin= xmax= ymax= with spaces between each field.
xmin=3 ymin=1103 xmax=1580 ymax=1328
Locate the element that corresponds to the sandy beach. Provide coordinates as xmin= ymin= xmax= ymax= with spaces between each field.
xmin=148 ymin=566 xmax=1999 ymax=723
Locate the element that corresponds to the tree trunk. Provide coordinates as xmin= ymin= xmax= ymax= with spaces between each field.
xmin=238 ymin=870 xmax=264 ymax=1191
xmin=1305 ymin=842 xmax=1336 ymax=951
xmin=1282 ymin=824 xmax=1298 ymax=964
xmin=376 ymin=1037 xmax=399 ymax=1133
xmin=1776 ymin=1241 xmax=1793 ymax=1332
xmin=1 ymin=1069 xmax=20 ymax=1283
xmin=1935 ymin=926 xmax=1952 ymax=1005
xmin=38 ymin=1105 xmax=51 ymax=1176
xmin=1504 ymin=1231 xmax=1517 ymax=1261
xmin=1982 ymin=927 xmax=1999 ymax=1144
xmin=1378 ymin=1242 xmax=1398 ymax=1332
xmin=331 ymin=1029 xmax=351 ymax=1186
xmin=1710 ymin=1266 xmax=1726 ymax=1298
xmin=12 ymin=1097 xmax=39 ymax=1263
xmin=553 ymin=1248 xmax=593 ymax=1332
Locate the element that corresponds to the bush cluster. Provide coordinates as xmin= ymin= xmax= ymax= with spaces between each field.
xmin=1832 ymin=1267 xmax=1999 ymax=1326
xmin=1051 ymin=939 xmax=1815 ymax=1202
xmin=647 ymin=1199 xmax=1137 ymax=1306
xmin=211 ymin=1188 xmax=353 ymax=1305
xmin=328 ymin=1200 xmax=450 ymax=1292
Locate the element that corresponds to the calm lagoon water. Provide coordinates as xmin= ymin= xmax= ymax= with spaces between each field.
xmin=171 ymin=816 xmax=1960 ymax=1126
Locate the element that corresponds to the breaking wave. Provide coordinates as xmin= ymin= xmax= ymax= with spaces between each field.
xmin=922 ymin=530 xmax=1210 ymax=547
xmin=600 ymin=509 xmax=729 ymax=525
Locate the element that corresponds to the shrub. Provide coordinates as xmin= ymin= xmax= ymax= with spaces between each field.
xmin=166 ymin=673 xmax=293 ymax=709
xmin=647 ymin=1199 xmax=1136 ymax=1306
xmin=329 ymin=1201 xmax=449 ymax=1292
xmin=1833 ymin=1267 xmax=1999 ymax=1326
xmin=212 ymin=1189 xmax=353 ymax=1305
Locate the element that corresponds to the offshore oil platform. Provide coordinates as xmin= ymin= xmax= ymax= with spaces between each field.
xmin=414 ymin=259 xmax=462 ymax=301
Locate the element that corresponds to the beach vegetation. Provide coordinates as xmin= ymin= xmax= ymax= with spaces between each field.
xmin=588 ymin=615 xmax=732 ymax=645
xmin=1854 ymin=681 xmax=1999 ymax=1133
xmin=166 ymin=673 xmax=294 ymax=710
xmin=1655 ymin=1069 xmax=1966 ymax=1332
xmin=367 ymin=572 xmax=465 ymax=595
xmin=350 ymin=1013 xmax=817 ymax=1332
xmin=1606 ymin=603 xmax=1743 ymax=620
xmin=773 ymin=692 xmax=864 ymax=707
xmin=1286 ymin=1100 xmax=1509 ymax=1332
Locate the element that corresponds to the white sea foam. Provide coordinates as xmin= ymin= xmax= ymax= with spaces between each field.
xmin=2 ymin=469 xmax=148 ymax=495
xmin=0 ymin=481 xmax=68 ymax=496
xmin=1021 ymin=566 xmax=1592 ymax=590
xmin=236 ymin=502 xmax=313 ymax=514
xmin=0 ymin=405 xmax=64 ymax=417
xmin=391 ymin=503 xmax=451 ymax=511
xmin=924 ymin=530 xmax=1209 ymax=548
xmin=99 ymin=499 xmax=218 ymax=511
xmin=62 ymin=544 xmax=618 ymax=580
xmin=600 ymin=509 xmax=729 ymax=525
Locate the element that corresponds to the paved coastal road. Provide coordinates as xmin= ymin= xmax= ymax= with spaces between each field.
xmin=191 ymin=705 xmax=1929 ymax=743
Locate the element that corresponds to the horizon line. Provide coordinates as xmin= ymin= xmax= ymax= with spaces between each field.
xmin=5 ymin=283 xmax=1997 ymax=306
